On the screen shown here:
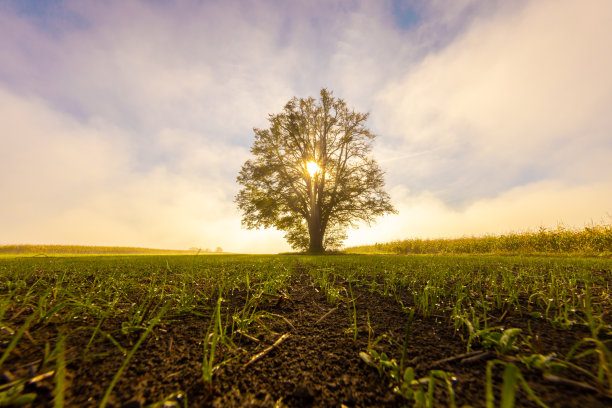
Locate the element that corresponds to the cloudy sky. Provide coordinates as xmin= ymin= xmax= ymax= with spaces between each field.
xmin=1 ymin=0 xmax=611 ymax=253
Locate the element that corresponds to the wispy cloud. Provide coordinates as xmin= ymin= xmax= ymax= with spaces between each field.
xmin=371 ymin=0 xmax=612 ymax=208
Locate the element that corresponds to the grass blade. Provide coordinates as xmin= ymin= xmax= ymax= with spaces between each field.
xmin=54 ymin=335 xmax=66 ymax=408
xmin=0 ymin=313 xmax=37 ymax=368
xmin=99 ymin=306 xmax=167 ymax=408
xmin=486 ymin=360 xmax=495 ymax=408
xmin=501 ymin=363 xmax=518 ymax=408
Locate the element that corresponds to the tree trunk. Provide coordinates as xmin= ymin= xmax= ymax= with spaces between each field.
xmin=308 ymin=183 xmax=325 ymax=254
xmin=308 ymin=219 xmax=324 ymax=253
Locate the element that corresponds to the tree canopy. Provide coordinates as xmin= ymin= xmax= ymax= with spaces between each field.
xmin=236 ymin=89 xmax=396 ymax=253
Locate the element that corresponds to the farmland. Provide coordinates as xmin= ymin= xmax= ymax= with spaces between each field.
xmin=346 ymin=225 xmax=612 ymax=256
xmin=1 ymin=254 xmax=611 ymax=407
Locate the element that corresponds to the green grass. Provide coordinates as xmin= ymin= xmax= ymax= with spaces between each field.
xmin=0 ymin=253 xmax=611 ymax=405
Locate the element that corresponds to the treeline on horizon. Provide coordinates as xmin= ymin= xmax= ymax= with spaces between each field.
xmin=345 ymin=224 xmax=612 ymax=255
xmin=0 ymin=244 xmax=197 ymax=255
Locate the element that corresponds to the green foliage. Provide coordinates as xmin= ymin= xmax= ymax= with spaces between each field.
xmin=486 ymin=360 xmax=548 ymax=408
xmin=202 ymin=295 xmax=225 ymax=385
xmin=236 ymin=88 xmax=395 ymax=252
xmin=360 ymin=349 xmax=457 ymax=407
xmin=563 ymin=286 xmax=612 ymax=394
xmin=518 ymin=353 xmax=567 ymax=373
xmin=454 ymin=312 xmax=521 ymax=354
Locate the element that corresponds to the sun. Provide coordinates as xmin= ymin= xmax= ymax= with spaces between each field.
xmin=306 ymin=160 xmax=320 ymax=178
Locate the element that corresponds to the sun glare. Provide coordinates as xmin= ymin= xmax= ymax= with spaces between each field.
xmin=306 ymin=160 xmax=320 ymax=177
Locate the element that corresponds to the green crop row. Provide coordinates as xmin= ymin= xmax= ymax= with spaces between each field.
xmin=0 ymin=254 xmax=611 ymax=407
xmin=346 ymin=224 xmax=612 ymax=255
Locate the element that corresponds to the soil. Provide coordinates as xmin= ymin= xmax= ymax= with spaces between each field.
xmin=2 ymin=273 xmax=612 ymax=407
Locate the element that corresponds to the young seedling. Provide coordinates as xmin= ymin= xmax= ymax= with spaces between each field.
xmin=400 ymin=309 xmax=416 ymax=373
xmin=202 ymin=294 xmax=230 ymax=387
xmin=518 ymin=353 xmax=566 ymax=374
xmin=454 ymin=311 xmax=521 ymax=354
xmin=99 ymin=305 xmax=168 ymax=408
xmin=560 ymin=283 xmax=612 ymax=395
xmin=0 ymin=312 xmax=37 ymax=369
xmin=347 ymin=280 xmax=358 ymax=342
xmin=485 ymin=360 xmax=548 ymax=408
xmin=360 ymin=349 xmax=457 ymax=408
xmin=54 ymin=333 xmax=66 ymax=408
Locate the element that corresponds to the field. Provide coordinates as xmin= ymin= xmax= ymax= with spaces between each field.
xmin=0 ymin=246 xmax=200 ymax=257
xmin=1 ymin=254 xmax=611 ymax=407
xmin=346 ymin=225 xmax=612 ymax=256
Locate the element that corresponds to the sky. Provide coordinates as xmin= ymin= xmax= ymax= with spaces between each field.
xmin=1 ymin=0 xmax=611 ymax=253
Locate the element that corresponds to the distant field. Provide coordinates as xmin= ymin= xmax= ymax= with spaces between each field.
xmin=346 ymin=224 xmax=612 ymax=256
xmin=1 ymin=253 xmax=611 ymax=406
xmin=0 ymin=244 xmax=201 ymax=257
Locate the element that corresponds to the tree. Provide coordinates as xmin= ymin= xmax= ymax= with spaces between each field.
xmin=236 ymin=89 xmax=396 ymax=253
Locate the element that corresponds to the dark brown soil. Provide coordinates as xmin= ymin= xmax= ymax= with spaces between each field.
xmin=2 ymin=273 xmax=611 ymax=407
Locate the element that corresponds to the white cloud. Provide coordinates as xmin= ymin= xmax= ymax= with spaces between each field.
xmin=1 ymin=0 xmax=611 ymax=252
xmin=374 ymin=0 xmax=612 ymax=202
xmin=346 ymin=181 xmax=612 ymax=246
xmin=0 ymin=87 xmax=127 ymax=212
xmin=0 ymin=85 xmax=291 ymax=252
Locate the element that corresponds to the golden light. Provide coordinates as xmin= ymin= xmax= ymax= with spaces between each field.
xmin=306 ymin=160 xmax=319 ymax=178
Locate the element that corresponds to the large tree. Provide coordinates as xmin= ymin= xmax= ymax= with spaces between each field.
xmin=236 ymin=89 xmax=396 ymax=253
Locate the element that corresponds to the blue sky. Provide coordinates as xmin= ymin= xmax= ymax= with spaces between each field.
xmin=1 ymin=0 xmax=611 ymax=252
